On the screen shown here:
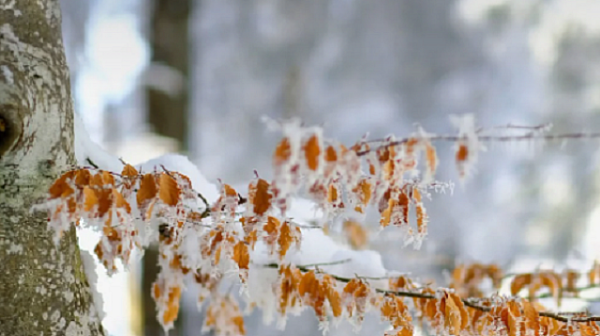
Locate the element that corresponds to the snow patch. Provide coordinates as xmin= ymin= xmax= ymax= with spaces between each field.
xmin=74 ymin=112 xmax=123 ymax=172
xmin=80 ymin=249 xmax=105 ymax=321
xmin=137 ymin=153 xmax=219 ymax=203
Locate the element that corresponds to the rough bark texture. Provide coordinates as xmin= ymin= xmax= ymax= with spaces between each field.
xmin=0 ymin=1 xmax=104 ymax=335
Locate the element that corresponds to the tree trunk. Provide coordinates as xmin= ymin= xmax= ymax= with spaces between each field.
xmin=0 ymin=1 xmax=104 ymax=335
xmin=143 ymin=1 xmax=191 ymax=334
xmin=147 ymin=0 xmax=191 ymax=150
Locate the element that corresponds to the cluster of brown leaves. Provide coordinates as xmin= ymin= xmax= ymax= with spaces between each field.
xmin=47 ymin=166 xmax=135 ymax=272
xmin=152 ymin=278 xmax=182 ymax=327
xmin=55 ymin=166 xmax=202 ymax=261
xmin=450 ymin=263 xmax=504 ymax=298
xmin=272 ymin=127 xmax=438 ymax=247
xmin=274 ymin=265 xmax=600 ymax=336
xmin=43 ymin=165 xmax=210 ymax=329
xmin=277 ymin=266 xmax=344 ymax=322
xmin=380 ymin=294 xmax=413 ymax=336
xmin=243 ymin=178 xmax=301 ymax=259
xmin=209 ymin=180 xmax=302 ymax=266
xmin=272 ymin=263 xmax=600 ymax=336
xmin=417 ymin=293 xmax=600 ymax=336
xmin=452 ymin=262 xmax=600 ymax=304
xmin=511 ymin=271 xmax=563 ymax=306
xmin=204 ymin=295 xmax=246 ymax=336
xmin=277 ymin=265 xmax=397 ymax=329
xmin=507 ymin=263 xmax=600 ymax=307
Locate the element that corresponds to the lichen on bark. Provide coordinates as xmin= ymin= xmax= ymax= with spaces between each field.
xmin=0 ymin=1 xmax=104 ymax=335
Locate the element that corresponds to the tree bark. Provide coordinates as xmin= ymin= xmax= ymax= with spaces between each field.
xmin=0 ymin=1 xmax=104 ymax=335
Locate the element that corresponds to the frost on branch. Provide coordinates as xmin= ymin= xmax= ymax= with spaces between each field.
xmin=36 ymin=116 xmax=600 ymax=335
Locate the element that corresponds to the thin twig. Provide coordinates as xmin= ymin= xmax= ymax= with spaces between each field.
xmin=355 ymin=273 xmax=412 ymax=281
xmin=356 ymin=132 xmax=600 ymax=156
xmin=85 ymin=158 xmax=99 ymax=169
xmin=288 ymin=220 xmax=322 ymax=230
xmin=298 ymin=258 xmax=352 ymax=269
xmin=490 ymin=123 xmax=552 ymax=131
xmin=197 ymin=192 xmax=211 ymax=218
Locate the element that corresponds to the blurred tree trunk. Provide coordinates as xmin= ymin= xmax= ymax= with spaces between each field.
xmin=142 ymin=1 xmax=191 ymax=335
xmin=0 ymin=1 xmax=104 ymax=335
xmin=146 ymin=0 xmax=191 ymax=151
xmin=142 ymin=247 xmax=164 ymax=336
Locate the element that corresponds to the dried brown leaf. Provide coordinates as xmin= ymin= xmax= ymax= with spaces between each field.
xmin=304 ymin=134 xmax=321 ymax=171
xmin=121 ymin=164 xmax=138 ymax=178
xmin=274 ymin=137 xmax=292 ymax=166
xmin=159 ymin=173 xmax=180 ymax=206
xmin=137 ymin=173 xmax=157 ymax=206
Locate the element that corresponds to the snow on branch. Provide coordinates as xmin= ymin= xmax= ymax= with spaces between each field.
xmin=34 ymin=114 xmax=600 ymax=335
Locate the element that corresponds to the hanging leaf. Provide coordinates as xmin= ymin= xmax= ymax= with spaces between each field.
xmin=102 ymin=171 xmax=115 ymax=185
xmin=232 ymin=241 xmax=250 ymax=270
xmin=303 ymin=134 xmax=321 ymax=171
xmin=278 ymin=221 xmax=294 ymax=259
xmin=325 ymin=145 xmax=337 ymax=162
xmin=48 ymin=171 xmax=75 ymax=199
xmin=121 ymin=164 xmax=138 ymax=178
xmin=511 ymin=274 xmax=532 ymax=296
xmin=299 ymin=271 xmax=319 ymax=299
xmin=353 ymin=178 xmax=372 ymax=213
xmin=137 ymin=173 xmax=158 ymax=206
xmin=405 ymin=138 xmax=419 ymax=155
xmin=398 ymin=190 xmax=409 ymax=225
xmin=159 ymin=173 xmax=181 ymax=206
xmin=112 ymin=189 xmax=131 ymax=213
xmin=413 ymin=189 xmax=427 ymax=236
xmin=121 ymin=164 xmax=139 ymax=178
xmin=443 ymin=292 xmax=462 ymax=335
xmin=91 ymin=173 xmax=104 ymax=187
xmin=74 ymin=169 xmax=91 ymax=187
xmin=274 ymin=137 xmax=292 ymax=166
xmin=162 ymin=286 xmax=181 ymax=326
xmin=425 ymin=141 xmax=438 ymax=179
xmin=83 ymin=186 xmax=98 ymax=212
xmin=380 ymin=198 xmax=395 ymax=227
xmin=223 ymin=184 xmax=237 ymax=197
xmin=96 ymin=189 xmax=113 ymax=217
xmin=456 ymin=142 xmax=469 ymax=178
xmin=322 ymin=275 xmax=342 ymax=318
xmin=327 ymin=184 xmax=339 ymax=203
xmin=343 ymin=220 xmax=368 ymax=250
xmin=252 ymin=178 xmax=271 ymax=216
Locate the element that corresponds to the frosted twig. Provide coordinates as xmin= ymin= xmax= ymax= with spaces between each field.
xmin=357 ymin=131 xmax=600 ymax=156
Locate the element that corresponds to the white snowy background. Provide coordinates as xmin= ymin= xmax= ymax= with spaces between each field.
xmin=59 ymin=0 xmax=600 ymax=335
